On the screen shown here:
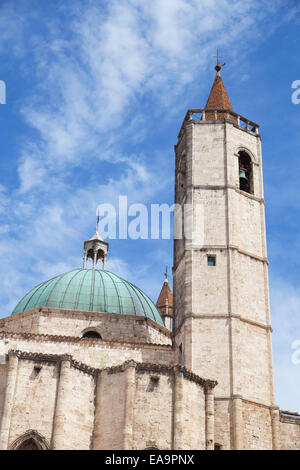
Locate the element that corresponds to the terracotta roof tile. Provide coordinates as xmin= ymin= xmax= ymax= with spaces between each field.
xmin=156 ymin=279 xmax=173 ymax=317
xmin=205 ymin=71 xmax=233 ymax=111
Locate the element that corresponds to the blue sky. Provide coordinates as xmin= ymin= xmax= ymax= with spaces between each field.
xmin=0 ymin=0 xmax=299 ymax=411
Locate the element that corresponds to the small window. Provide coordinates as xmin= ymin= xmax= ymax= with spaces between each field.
xmin=214 ymin=443 xmax=222 ymax=450
xmin=82 ymin=330 xmax=101 ymax=339
xmin=147 ymin=376 xmax=159 ymax=392
xmin=207 ymin=255 xmax=216 ymax=266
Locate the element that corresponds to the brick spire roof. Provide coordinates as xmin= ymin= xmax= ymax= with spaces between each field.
xmin=205 ymin=71 xmax=233 ymax=111
xmin=156 ymin=278 xmax=173 ymax=317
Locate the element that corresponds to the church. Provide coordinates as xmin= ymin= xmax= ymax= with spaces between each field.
xmin=0 ymin=63 xmax=299 ymax=450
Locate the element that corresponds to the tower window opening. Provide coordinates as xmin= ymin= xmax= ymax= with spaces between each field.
xmin=207 ymin=255 xmax=216 ymax=266
xmin=214 ymin=443 xmax=222 ymax=450
xmin=82 ymin=330 xmax=102 ymax=339
xmin=238 ymin=151 xmax=253 ymax=194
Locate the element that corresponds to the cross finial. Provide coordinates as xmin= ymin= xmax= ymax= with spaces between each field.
xmin=96 ymin=208 xmax=100 ymax=233
xmin=165 ymin=266 xmax=168 ymax=280
xmin=214 ymin=49 xmax=226 ymax=72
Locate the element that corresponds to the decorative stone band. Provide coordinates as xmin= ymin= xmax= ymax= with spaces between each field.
xmin=189 ymin=184 xmax=265 ymax=204
xmin=0 ymin=331 xmax=173 ymax=350
xmin=105 ymin=359 xmax=217 ymax=392
xmin=215 ymin=396 xmax=276 ymax=409
xmin=174 ymin=313 xmax=272 ymax=337
xmin=173 ymin=244 xmax=269 ymax=273
xmin=7 ymin=350 xmax=97 ymax=377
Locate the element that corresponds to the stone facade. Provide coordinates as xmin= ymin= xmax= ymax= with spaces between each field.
xmin=0 ymin=346 xmax=216 ymax=450
xmin=0 ymin=71 xmax=299 ymax=450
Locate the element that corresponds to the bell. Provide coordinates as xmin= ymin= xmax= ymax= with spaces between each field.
xmin=239 ymin=168 xmax=248 ymax=182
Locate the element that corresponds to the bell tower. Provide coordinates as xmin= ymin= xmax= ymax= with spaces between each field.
xmin=173 ymin=63 xmax=278 ymax=449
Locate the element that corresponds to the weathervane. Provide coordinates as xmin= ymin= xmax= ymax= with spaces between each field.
xmin=214 ymin=49 xmax=226 ymax=72
xmin=96 ymin=209 xmax=100 ymax=233
xmin=165 ymin=266 xmax=168 ymax=280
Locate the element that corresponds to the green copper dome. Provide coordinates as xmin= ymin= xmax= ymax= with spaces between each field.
xmin=12 ymin=269 xmax=164 ymax=326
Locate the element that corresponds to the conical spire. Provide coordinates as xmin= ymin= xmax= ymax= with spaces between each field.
xmin=156 ymin=275 xmax=173 ymax=319
xmin=205 ymin=70 xmax=233 ymax=112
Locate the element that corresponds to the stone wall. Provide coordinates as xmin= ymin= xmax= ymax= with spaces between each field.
xmin=93 ymin=362 xmax=213 ymax=450
xmin=0 ymin=331 xmax=175 ymax=371
xmin=0 ymin=308 xmax=171 ymax=346
xmin=280 ymin=413 xmax=300 ymax=450
xmin=242 ymin=402 xmax=273 ymax=450
xmin=132 ymin=368 xmax=173 ymax=450
xmin=0 ymin=352 xmax=215 ymax=450
xmin=7 ymin=358 xmax=59 ymax=448
xmin=214 ymin=400 xmax=232 ymax=450
xmin=0 ymin=352 xmax=96 ymax=450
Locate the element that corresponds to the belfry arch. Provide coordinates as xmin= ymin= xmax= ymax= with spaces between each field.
xmin=238 ymin=150 xmax=253 ymax=194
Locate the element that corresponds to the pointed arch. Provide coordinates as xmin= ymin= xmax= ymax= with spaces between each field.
xmin=9 ymin=430 xmax=50 ymax=450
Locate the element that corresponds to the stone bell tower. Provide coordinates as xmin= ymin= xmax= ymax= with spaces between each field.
xmin=173 ymin=62 xmax=279 ymax=449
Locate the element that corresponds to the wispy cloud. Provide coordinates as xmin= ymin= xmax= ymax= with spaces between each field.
xmin=0 ymin=0 xmax=293 ymax=335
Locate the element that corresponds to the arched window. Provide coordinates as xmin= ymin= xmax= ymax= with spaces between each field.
xmin=238 ymin=150 xmax=253 ymax=194
xmin=9 ymin=430 xmax=49 ymax=450
xmin=82 ymin=330 xmax=102 ymax=339
xmin=17 ymin=438 xmax=41 ymax=450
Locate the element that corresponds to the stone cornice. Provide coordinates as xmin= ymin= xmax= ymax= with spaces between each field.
xmin=8 ymin=350 xmax=97 ymax=376
xmin=5 ymin=351 xmax=217 ymax=389
xmin=174 ymin=313 xmax=272 ymax=336
xmin=104 ymin=360 xmax=217 ymax=391
xmin=173 ymin=245 xmax=268 ymax=272
xmin=214 ymin=396 xmax=274 ymax=410
xmin=190 ymin=184 xmax=265 ymax=204
xmin=0 ymin=331 xmax=174 ymax=351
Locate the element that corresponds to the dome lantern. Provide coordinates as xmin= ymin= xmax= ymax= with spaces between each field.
xmin=83 ymin=213 xmax=109 ymax=270
xmin=83 ymin=231 xmax=109 ymax=270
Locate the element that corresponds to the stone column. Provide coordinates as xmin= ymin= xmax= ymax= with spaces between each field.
xmin=92 ymin=370 xmax=104 ymax=450
xmin=83 ymin=250 xmax=87 ymax=269
xmin=183 ymin=317 xmax=193 ymax=370
xmin=205 ymin=388 xmax=214 ymax=450
xmin=271 ymin=406 xmax=280 ymax=450
xmin=232 ymin=394 xmax=244 ymax=450
xmin=173 ymin=366 xmax=184 ymax=450
xmin=0 ymin=352 xmax=19 ymax=450
xmin=93 ymin=250 xmax=98 ymax=269
xmin=103 ymin=255 xmax=106 ymax=270
xmin=123 ymin=361 xmax=136 ymax=450
xmin=52 ymin=357 xmax=71 ymax=450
